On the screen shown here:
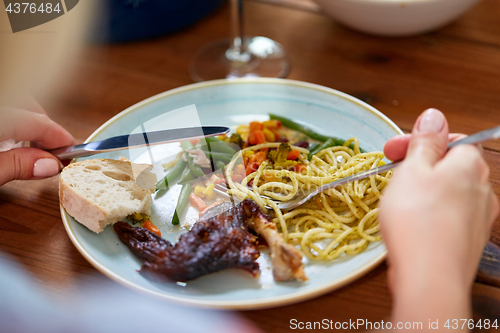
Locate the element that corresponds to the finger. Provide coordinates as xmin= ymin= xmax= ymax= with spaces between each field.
xmin=449 ymin=133 xmax=485 ymax=157
xmin=449 ymin=133 xmax=465 ymax=142
xmin=437 ymin=144 xmax=485 ymax=181
xmin=406 ymin=108 xmax=449 ymax=166
xmin=22 ymin=97 xmax=47 ymax=115
xmin=0 ymin=148 xmax=62 ymax=185
xmin=384 ymin=132 xmax=463 ymax=162
xmin=0 ymin=108 xmax=75 ymax=149
xmin=383 ymin=134 xmax=411 ymax=161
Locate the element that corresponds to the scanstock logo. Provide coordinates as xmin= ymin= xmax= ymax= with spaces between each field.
xmin=4 ymin=0 xmax=79 ymax=33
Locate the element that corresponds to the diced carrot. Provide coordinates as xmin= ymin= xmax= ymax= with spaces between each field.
xmin=245 ymin=163 xmax=255 ymax=176
xmin=190 ymin=138 xmax=200 ymax=146
xmin=143 ymin=220 xmax=161 ymax=236
xmin=263 ymin=128 xmax=275 ymax=142
xmin=262 ymin=173 xmax=277 ymax=182
xmin=293 ymin=163 xmax=307 ymax=173
xmin=245 ymin=151 xmax=267 ymax=175
xmin=287 ymin=149 xmax=301 ymax=160
xmin=190 ymin=193 xmax=207 ymax=211
xmin=208 ymin=174 xmax=221 ymax=184
xmin=254 ymin=130 xmax=266 ymax=144
xmin=214 ymin=177 xmax=225 ymax=186
xmin=254 ymin=151 xmax=267 ymax=163
xmin=248 ymin=132 xmax=257 ymax=145
xmin=249 ymin=121 xmax=264 ymax=132
xmin=232 ymin=173 xmax=245 ymax=182
xmin=245 ymin=151 xmax=267 ymax=176
xmin=199 ymin=201 xmax=224 ymax=218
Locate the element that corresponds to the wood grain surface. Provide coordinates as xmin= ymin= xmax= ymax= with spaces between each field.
xmin=1 ymin=0 xmax=499 ymax=330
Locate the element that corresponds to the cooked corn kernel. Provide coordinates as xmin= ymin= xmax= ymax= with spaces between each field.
xmin=194 ymin=185 xmax=206 ymax=198
xmin=203 ymin=184 xmax=215 ymax=200
xmin=243 ymin=150 xmax=255 ymax=158
xmin=263 ymin=128 xmax=275 ymax=142
xmin=236 ymin=125 xmax=250 ymax=141
xmin=263 ymin=120 xmax=280 ymax=128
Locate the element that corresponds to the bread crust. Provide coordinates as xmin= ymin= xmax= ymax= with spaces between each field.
xmin=59 ymin=159 xmax=156 ymax=233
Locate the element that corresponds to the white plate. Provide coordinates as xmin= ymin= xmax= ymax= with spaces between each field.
xmin=60 ymin=78 xmax=403 ymax=310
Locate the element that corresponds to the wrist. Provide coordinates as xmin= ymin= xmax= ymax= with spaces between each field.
xmin=391 ymin=264 xmax=471 ymax=323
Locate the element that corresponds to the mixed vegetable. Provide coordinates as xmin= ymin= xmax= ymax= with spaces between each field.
xmin=154 ymin=114 xmax=363 ymax=227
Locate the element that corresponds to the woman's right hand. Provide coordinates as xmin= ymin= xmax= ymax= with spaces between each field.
xmin=379 ymin=108 xmax=498 ymax=322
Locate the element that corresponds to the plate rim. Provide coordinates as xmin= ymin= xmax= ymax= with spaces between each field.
xmin=60 ymin=78 xmax=403 ymax=310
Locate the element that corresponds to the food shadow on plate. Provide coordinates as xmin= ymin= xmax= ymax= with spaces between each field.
xmin=143 ymin=251 xmax=305 ymax=295
xmin=145 ymin=268 xmax=263 ymax=295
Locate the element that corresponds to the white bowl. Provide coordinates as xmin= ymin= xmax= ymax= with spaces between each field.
xmin=312 ymin=0 xmax=480 ymax=36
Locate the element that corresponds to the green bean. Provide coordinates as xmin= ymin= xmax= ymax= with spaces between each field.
xmin=172 ymin=183 xmax=192 ymax=225
xmin=270 ymin=114 xmax=366 ymax=154
xmin=308 ymin=138 xmax=336 ymax=160
xmin=205 ymin=137 xmax=237 ymax=155
xmin=307 ymin=142 xmax=320 ymax=153
xmin=200 ymin=149 xmax=233 ymax=163
xmin=216 ymin=160 xmax=226 ymax=171
xmin=181 ymin=141 xmax=205 ymax=178
xmin=155 ymin=158 xmax=187 ymax=191
xmin=269 ymin=113 xmax=330 ymax=142
xmin=178 ymin=165 xmax=195 ymax=184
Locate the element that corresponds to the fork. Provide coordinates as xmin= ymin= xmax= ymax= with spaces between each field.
xmin=215 ymin=125 xmax=500 ymax=210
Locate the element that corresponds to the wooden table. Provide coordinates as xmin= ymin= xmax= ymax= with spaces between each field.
xmin=1 ymin=0 xmax=500 ymax=331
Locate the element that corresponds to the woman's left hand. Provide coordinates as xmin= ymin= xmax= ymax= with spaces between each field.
xmin=0 ymin=102 xmax=75 ymax=186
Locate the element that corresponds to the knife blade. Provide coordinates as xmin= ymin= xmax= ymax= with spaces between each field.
xmin=49 ymin=126 xmax=230 ymax=160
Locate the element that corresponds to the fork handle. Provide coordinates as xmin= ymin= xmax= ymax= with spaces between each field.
xmin=308 ymin=124 xmax=500 ymax=198
xmin=308 ymin=161 xmax=402 ymax=198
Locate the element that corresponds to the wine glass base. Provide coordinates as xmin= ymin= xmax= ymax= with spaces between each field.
xmin=189 ymin=37 xmax=290 ymax=82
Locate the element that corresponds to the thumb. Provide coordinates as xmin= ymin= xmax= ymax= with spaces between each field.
xmin=406 ymin=108 xmax=449 ymax=166
xmin=0 ymin=147 xmax=62 ymax=186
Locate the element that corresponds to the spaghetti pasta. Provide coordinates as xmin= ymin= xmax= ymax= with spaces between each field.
xmin=225 ymin=137 xmax=391 ymax=261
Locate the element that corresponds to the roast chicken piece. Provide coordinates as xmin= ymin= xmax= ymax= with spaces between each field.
xmin=243 ymin=200 xmax=308 ymax=282
xmin=114 ymin=199 xmax=307 ymax=282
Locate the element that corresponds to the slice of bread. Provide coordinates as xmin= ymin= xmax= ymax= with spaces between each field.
xmin=59 ymin=158 xmax=157 ymax=233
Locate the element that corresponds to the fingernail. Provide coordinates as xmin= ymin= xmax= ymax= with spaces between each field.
xmin=33 ymin=158 xmax=60 ymax=177
xmin=418 ymin=108 xmax=444 ymax=133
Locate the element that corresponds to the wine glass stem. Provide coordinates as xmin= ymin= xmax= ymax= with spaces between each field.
xmin=227 ymin=0 xmax=250 ymax=62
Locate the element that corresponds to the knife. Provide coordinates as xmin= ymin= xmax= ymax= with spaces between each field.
xmin=49 ymin=126 xmax=230 ymax=160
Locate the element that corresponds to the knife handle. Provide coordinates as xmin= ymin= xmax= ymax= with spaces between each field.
xmin=48 ymin=144 xmax=98 ymax=160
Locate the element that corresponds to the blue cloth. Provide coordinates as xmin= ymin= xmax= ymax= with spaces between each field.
xmin=94 ymin=0 xmax=225 ymax=43
xmin=0 ymin=255 xmax=243 ymax=333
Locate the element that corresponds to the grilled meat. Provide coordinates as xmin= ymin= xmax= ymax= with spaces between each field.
xmin=114 ymin=201 xmax=260 ymax=282
xmin=114 ymin=199 xmax=307 ymax=282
